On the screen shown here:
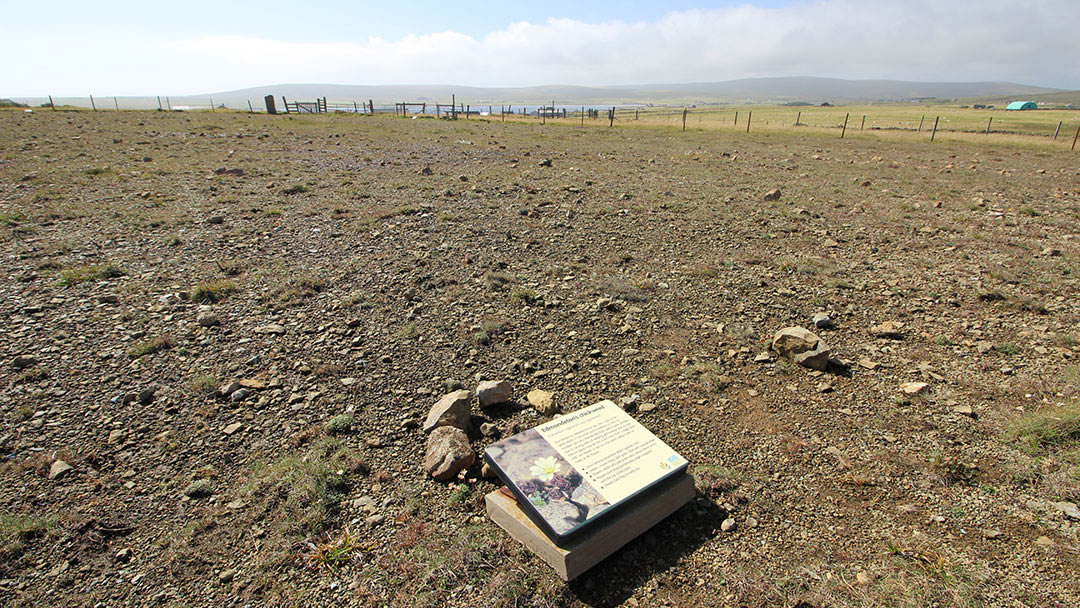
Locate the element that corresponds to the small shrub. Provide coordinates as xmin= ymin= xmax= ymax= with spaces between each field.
xmin=192 ymin=279 xmax=236 ymax=303
xmin=1006 ymin=402 xmax=1080 ymax=457
xmin=283 ymin=184 xmax=310 ymax=195
xmin=993 ymin=343 xmax=1020 ymax=356
xmin=128 ymin=335 xmax=176 ymax=359
xmin=83 ymin=166 xmax=112 ymax=176
xmin=324 ymin=414 xmax=355 ymax=436
xmin=215 ymin=259 xmax=244 ymax=276
xmin=510 ymin=287 xmax=539 ymax=304
xmin=1 ymin=513 xmax=57 ymax=557
xmin=189 ymin=374 xmax=218 ymax=395
xmin=934 ymin=335 xmax=954 ymax=347
xmin=484 ymin=271 xmax=513 ymax=291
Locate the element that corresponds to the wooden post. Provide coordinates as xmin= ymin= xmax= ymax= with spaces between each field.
xmin=502 ymin=106 xmax=506 ymax=122
xmin=157 ymin=96 xmax=162 ymax=111
xmin=682 ymin=108 xmax=687 ymax=132
xmin=746 ymin=110 xmax=751 ymax=133
xmin=114 ymin=97 xmax=119 ymax=111
xmin=166 ymin=97 xmax=171 ymax=111
xmin=49 ymin=95 xmax=55 ymax=110
xmin=281 ymin=96 xmax=288 ymax=114
xmin=795 ymin=111 xmax=800 ymax=126
xmin=734 ymin=111 xmax=738 ymax=126
xmin=985 ymin=116 xmax=992 ymax=135
xmin=1054 ymin=121 xmax=1062 ymax=140
xmin=369 ymin=100 xmax=374 ymax=114
xmin=930 ymin=116 xmax=940 ymax=142
xmin=609 ymin=107 xmax=615 ymax=127
xmin=353 ymin=101 xmax=358 ymax=113
xmin=841 ymin=112 xmax=849 ymax=138
xmin=466 ymin=104 xmax=470 ymax=120
xmin=635 ymin=109 xmax=639 ymax=120
xmin=89 ymin=94 xmax=96 ymax=111
xmin=451 ymin=94 xmax=456 ymax=120
xmin=918 ymin=115 xmax=924 ymax=132
xmin=248 ymin=100 xmax=254 ymax=113
xmin=581 ymin=106 xmax=584 ymax=127
xmin=210 ymin=98 xmax=215 ymax=112
xmin=1072 ymin=123 xmax=1080 ymax=151
xmin=860 ymin=114 xmax=865 ymax=130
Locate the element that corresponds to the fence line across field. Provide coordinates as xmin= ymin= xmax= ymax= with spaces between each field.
xmin=26 ymin=94 xmax=1080 ymax=148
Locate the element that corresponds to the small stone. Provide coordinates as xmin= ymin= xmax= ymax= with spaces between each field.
xmin=481 ymin=461 xmax=497 ymax=479
xmin=857 ymin=358 xmax=880 ymax=370
xmin=754 ymin=352 xmax=771 ymax=363
xmin=870 ymin=321 xmax=905 ymax=339
xmin=49 ymin=460 xmax=73 ymax=480
xmin=817 ymin=382 xmax=833 ymax=393
xmin=423 ymin=390 xmax=473 ymax=433
xmin=526 ymin=389 xmax=557 ymax=416
xmin=115 ymin=547 xmax=133 ymax=563
xmin=745 ymin=516 xmax=759 ymax=528
xmin=97 ymin=294 xmax=121 ymax=304
xmin=1035 ymin=535 xmax=1054 ymax=546
xmin=218 ymin=569 xmax=236 ymax=584
xmin=476 ymin=380 xmax=512 ymax=408
xmin=812 ymin=312 xmax=832 ymax=329
xmin=137 ymin=388 xmax=156 ymax=405
xmin=721 ymin=518 xmax=737 ymax=532
xmin=223 ymin=422 xmax=243 ymax=435
xmin=12 ymin=355 xmax=37 ymax=370
xmin=219 ymin=381 xmax=242 ymax=397
xmin=856 ymin=571 xmax=871 ymax=585
xmin=771 ymin=327 xmax=830 ymax=371
xmin=1053 ymin=501 xmax=1080 ymax=521
xmin=763 ymin=188 xmax=781 ymax=201
xmin=108 ymin=429 xmax=126 ymax=445
xmin=206 ymin=215 xmax=225 ymax=225
xmin=423 ymin=426 xmax=475 ymax=481
xmin=198 ymin=313 xmax=220 ymax=327
xmin=983 ymin=529 xmax=1003 ymax=539
xmin=638 ymin=402 xmax=657 ymax=412
xmin=229 ymin=389 xmax=249 ymax=402
xmin=900 ymin=382 xmax=929 ymax=395
xmin=252 ymin=324 xmax=285 ymax=335
xmin=952 ymin=405 xmax=976 ymax=418
xmin=480 ymin=422 xmax=499 ymax=438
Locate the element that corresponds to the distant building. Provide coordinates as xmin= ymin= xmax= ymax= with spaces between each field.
xmin=1006 ymin=101 xmax=1037 ymax=110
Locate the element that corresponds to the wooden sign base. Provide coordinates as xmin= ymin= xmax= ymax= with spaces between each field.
xmin=485 ymin=474 xmax=695 ymax=581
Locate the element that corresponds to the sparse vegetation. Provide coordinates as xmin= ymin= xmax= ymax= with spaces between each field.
xmin=191 ymin=278 xmax=237 ymax=303
xmin=57 ymin=263 xmax=124 ymax=285
xmin=127 ymin=334 xmax=176 ymax=359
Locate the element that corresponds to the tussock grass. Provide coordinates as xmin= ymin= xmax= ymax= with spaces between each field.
xmin=57 ymin=263 xmax=124 ymax=285
xmin=191 ymin=279 xmax=237 ymax=303
xmin=128 ymin=335 xmax=176 ymax=359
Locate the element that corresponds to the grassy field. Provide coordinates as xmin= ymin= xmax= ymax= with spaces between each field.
xmin=514 ymin=103 xmax=1080 ymax=146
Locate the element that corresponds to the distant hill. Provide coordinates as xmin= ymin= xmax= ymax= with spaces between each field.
xmin=10 ymin=78 xmax=1069 ymax=110
xmin=207 ymin=77 xmax=1062 ymax=106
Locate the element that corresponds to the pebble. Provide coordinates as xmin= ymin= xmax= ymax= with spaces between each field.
xmin=1053 ymin=501 xmax=1080 ymax=521
xmin=526 ymin=389 xmax=557 ymax=416
xmin=223 ymin=422 xmax=243 ymax=435
xmin=422 ymin=390 xmax=473 ymax=433
xmin=197 ymin=313 xmax=221 ymax=327
xmin=218 ymin=569 xmax=236 ymax=584
xmin=12 ymin=355 xmax=37 ymax=370
xmin=423 ymin=426 xmax=475 ymax=481
xmin=252 ymin=324 xmax=286 ymax=335
xmin=812 ymin=312 xmax=832 ymax=329
xmin=477 ymin=380 xmax=512 ymax=408
xmin=900 ymin=382 xmax=929 ymax=395
xmin=772 ymin=326 xmax=830 ymax=371
xmin=49 ymin=460 xmax=73 ymax=480
xmin=721 ymin=518 xmax=737 ymax=532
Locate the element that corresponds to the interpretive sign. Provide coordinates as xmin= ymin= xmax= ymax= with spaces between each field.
xmin=483 ymin=400 xmax=688 ymax=543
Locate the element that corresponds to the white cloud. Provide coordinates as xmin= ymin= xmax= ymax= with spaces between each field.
xmin=9 ymin=0 xmax=1080 ymax=95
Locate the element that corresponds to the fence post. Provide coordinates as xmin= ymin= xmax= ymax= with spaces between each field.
xmin=581 ymin=106 xmax=584 ymax=127
xmin=841 ymin=112 xmax=849 ymax=138
xmin=985 ymin=116 xmax=992 ymax=135
xmin=795 ymin=111 xmax=800 ymax=126
xmin=210 ymin=98 xmax=215 ymax=112
xmin=746 ymin=110 xmax=751 ymax=133
xmin=1054 ymin=121 xmax=1062 ymax=140
xmin=1072 ymin=124 xmax=1080 ymax=151
xmin=860 ymin=114 xmax=865 ymax=130
xmin=166 ymin=97 xmax=171 ymax=111
xmin=282 ymin=97 xmax=288 ymax=114
xmin=918 ymin=115 xmax=924 ymax=132
xmin=931 ymin=116 xmax=940 ymax=141
xmin=89 ymin=94 xmax=96 ymax=111
xmin=734 ymin=111 xmax=738 ymax=126
xmin=353 ymin=101 xmax=358 ymax=113
xmin=451 ymin=94 xmax=456 ymax=120
xmin=248 ymin=100 xmax=254 ymax=113
xmin=609 ymin=107 xmax=614 ymax=127
xmin=682 ymin=108 xmax=687 ymax=131
xmin=114 ymin=97 xmax=119 ymax=111
xmin=466 ymin=104 xmax=470 ymax=120
xmin=369 ymin=100 xmax=374 ymax=114
xmin=49 ymin=95 xmax=55 ymax=110
xmin=157 ymin=96 xmax=162 ymax=111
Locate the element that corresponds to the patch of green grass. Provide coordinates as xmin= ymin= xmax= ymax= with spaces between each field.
xmin=934 ymin=335 xmax=955 ymax=347
xmin=192 ymin=279 xmax=237 ymax=303
xmin=128 ymin=335 xmax=176 ymax=359
xmin=1 ymin=513 xmax=58 ymax=557
xmin=283 ymin=184 xmax=310 ymax=195
xmin=189 ymin=374 xmax=218 ymax=395
xmin=993 ymin=343 xmax=1020 ymax=356
xmin=0 ymin=212 xmax=25 ymax=227
xmin=57 ymin=263 xmax=125 ymax=286
xmin=484 ymin=271 xmax=513 ymax=291
xmin=268 ymin=275 xmax=326 ymax=307
xmin=682 ymin=361 xmax=730 ymax=392
xmin=1019 ymin=207 xmax=1040 ymax=217
xmin=448 ymin=483 xmax=471 ymax=505
xmin=265 ymin=207 xmax=283 ymax=216
xmin=1006 ymin=401 xmax=1080 ymax=458
xmin=396 ymin=323 xmax=419 ymax=340
xmin=241 ymin=437 xmax=367 ymax=537
xmin=82 ymin=166 xmax=112 ymax=176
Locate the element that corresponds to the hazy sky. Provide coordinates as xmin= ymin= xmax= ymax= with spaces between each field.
xmin=3 ymin=0 xmax=1077 ymax=96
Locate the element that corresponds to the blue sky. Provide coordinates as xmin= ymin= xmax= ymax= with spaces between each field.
xmin=2 ymin=0 xmax=1077 ymax=95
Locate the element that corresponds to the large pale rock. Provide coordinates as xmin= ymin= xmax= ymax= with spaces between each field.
xmin=477 ymin=380 xmax=512 ymax=408
xmin=771 ymin=327 xmax=830 ymax=371
xmin=423 ymin=426 xmax=475 ymax=481
xmin=527 ymin=389 xmax=557 ymax=416
xmin=422 ymin=390 xmax=473 ymax=433
xmin=49 ymin=460 xmax=72 ymax=480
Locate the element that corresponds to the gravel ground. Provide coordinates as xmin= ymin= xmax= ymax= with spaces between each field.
xmin=1 ymin=109 xmax=1079 ymax=607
